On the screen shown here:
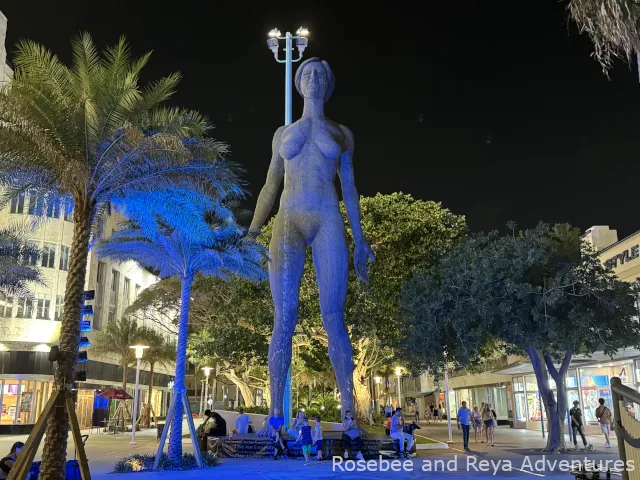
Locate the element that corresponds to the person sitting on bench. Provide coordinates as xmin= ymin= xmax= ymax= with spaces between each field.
xmin=390 ymin=407 xmax=413 ymax=459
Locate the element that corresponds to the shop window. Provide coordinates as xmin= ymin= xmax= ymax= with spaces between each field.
xmin=514 ymin=392 xmax=527 ymax=422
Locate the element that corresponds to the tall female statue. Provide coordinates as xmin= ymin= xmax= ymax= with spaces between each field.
xmin=249 ymin=58 xmax=374 ymax=417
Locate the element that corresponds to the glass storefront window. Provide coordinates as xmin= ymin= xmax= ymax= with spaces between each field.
xmin=526 ymin=392 xmax=546 ymax=422
xmin=513 ymin=377 xmax=524 ymax=392
xmin=514 ymin=392 xmax=527 ymax=421
xmin=2 ymin=380 xmax=19 ymax=424
xmin=525 ymin=376 xmax=538 ymax=392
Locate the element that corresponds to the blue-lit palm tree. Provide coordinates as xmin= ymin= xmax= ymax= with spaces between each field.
xmin=97 ymin=215 xmax=267 ymax=461
xmin=0 ymin=34 xmax=235 ymax=476
xmin=0 ymin=224 xmax=44 ymax=298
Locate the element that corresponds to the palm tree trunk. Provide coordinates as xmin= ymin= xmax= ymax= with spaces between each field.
xmin=144 ymin=362 xmax=155 ymax=428
xmin=168 ymin=275 xmax=193 ymax=463
xmin=122 ymin=363 xmax=128 ymax=391
xmin=40 ymin=201 xmax=93 ymax=480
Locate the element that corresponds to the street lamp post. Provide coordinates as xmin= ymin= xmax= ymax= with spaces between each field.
xmin=129 ymin=345 xmax=149 ymax=445
xmin=395 ymin=367 xmax=403 ymax=409
xmin=265 ymin=26 xmax=309 ymax=428
xmin=199 ymin=379 xmax=205 ymax=415
xmin=443 ymin=352 xmax=453 ymax=443
xmin=202 ymin=367 xmax=213 ymax=412
xmin=374 ymin=376 xmax=382 ymax=411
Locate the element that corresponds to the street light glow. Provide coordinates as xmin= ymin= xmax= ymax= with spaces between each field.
xmin=202 ymin=366 xmax=213 ymax=377
xmin=374 ymin=376 xmax=382 ymax=384
xmin=130 ymin=345 xmax=149 ymax=359
xmin=296 ymin=26 xmax=309 ymax=36
xmin=268 ymin=28 xmax=281 ymax=38
xmin=395 ymin=366 xmax=402 ymax=376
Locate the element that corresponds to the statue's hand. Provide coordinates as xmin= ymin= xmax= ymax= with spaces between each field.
xmin=354 ymin=240 xmax=375 ymax=283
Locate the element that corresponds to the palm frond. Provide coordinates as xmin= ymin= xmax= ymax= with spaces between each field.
xmin=569 ymin=0 xmax=640 ymax=72
xmin=0 ymin=222 xmax=46 ymax=297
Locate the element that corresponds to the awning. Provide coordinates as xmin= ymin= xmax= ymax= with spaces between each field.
xmin=414 ymin=390 xmax=436 ymax=398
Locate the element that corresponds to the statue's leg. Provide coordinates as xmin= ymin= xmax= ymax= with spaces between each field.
xmin=311 ymin=214 xmax=354 ymax=414
xmin=268 ymin=214 xmax=306 ymax=416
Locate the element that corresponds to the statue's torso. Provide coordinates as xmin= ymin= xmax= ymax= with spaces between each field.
xmin=278 ymin=117 xmax=346 ymax=216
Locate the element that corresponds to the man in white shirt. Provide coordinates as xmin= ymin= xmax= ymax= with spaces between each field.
xmin=234 ymin=408 xmax=252 ymax=434
xmin=390 ymin=407 xmax=413 ymax=459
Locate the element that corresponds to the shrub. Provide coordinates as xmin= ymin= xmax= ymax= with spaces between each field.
xmin=112 ymin=452 xmax=219 ymax=473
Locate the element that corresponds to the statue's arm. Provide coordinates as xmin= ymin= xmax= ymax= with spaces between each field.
xmin=249 ymin=126 xmax=286 ymax=235
xmin=338 ymin=125 xmax=365 ymax=244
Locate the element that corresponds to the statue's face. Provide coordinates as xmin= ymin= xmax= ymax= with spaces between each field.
xmin=300 ymin=62 xmax=327 ymax=99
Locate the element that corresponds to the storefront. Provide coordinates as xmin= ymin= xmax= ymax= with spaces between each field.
xmin=509 ymin=360 xmax=635 ymax=430
xmin=0 ymin=378 xmax=54 ymax=426
xmin=450 ymin=386 xmax=509 ymax=422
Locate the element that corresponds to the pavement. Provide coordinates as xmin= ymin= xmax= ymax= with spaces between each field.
xmin=0 ymin=421 xmax=626 ymax=479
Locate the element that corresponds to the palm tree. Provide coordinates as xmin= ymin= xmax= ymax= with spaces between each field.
xmin=0 ymin=34 xmax=235 ymax=476
xmin=0 ymin=224 xmax=44 ymax=298
xmin=137 ymin=326 xmax=175 ymax=427
xmin=91 ymin=316 xmax=142 ymax=391
xmin=97 ymin=217 xmax=267 ymax=461
xmin=569 ymin=0 xmax=640 ymax=71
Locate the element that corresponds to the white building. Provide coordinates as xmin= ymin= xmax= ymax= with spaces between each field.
xmin=0 ymin=11 xmax=13 ymax=86
xmin=0 ymin=12 xmax=175 ymax=431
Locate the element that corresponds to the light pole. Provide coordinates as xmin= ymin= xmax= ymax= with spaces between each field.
xmin=443 ymin=352 xmax=453 ymax=443
xmin=374 ymin=376 xmax=382 ymax=411
xmin=395 ymin=367 xmax=403 ymax=409
xmin=199 ymin=379 xmax=205 ymax=415
xmin=265 ymin=26 xmax=309 ymax=428
xmin=129 ymin=345 xmax=149 ymax=445
xmin=202 ymin=367 xmax=213 ymax=412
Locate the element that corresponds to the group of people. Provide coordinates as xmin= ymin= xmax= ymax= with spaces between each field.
xmin=268 ymin=408 xmax=328 ymax=465
xmin=456 ymin=402 xmax=498 ymax=450
xmin=569 ymin=397 xmax=613 ymax=450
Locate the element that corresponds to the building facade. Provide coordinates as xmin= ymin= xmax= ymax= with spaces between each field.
xmin=0 ymin=11 xmax=13 ymax=86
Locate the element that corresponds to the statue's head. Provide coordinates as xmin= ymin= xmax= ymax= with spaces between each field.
xmin=295 ymin=57 xmax=335 ymax=102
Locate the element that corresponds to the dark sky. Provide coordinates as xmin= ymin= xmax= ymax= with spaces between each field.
xmin=3 ymin=1 xmax=640 ymax=238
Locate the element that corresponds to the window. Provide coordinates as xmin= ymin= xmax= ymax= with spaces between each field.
xmin=94 ymin=262 xmax=106 ymax=330
xmin=46 ymin=199 xmax=60 ymax=218
xmin=16 ymin=297 xmax=34 ymax=319
xmin=0 ymin=295 xmax=13 ymax=317
xmin=135 ymin=284 xmax=141 ymax=300
xmin=123 ymin=278 xmax=131 ymax=307
xmin=9 ymin=193 xmax=25 ymax=214
xmin=36 ymin=294 xmax=51 ymax=320
xmin=28 ymin=192 xmax=44 ymax=216
xmin=59 ymin=246 xmax=70 ymax=271
xmin=54 ymin=295 xmax=64 ymax=321
xmin=41 ymin=243 xmax=56 ymax=268
xmin=64 ymin=204 xmax=74 ymax=222
xmin=108 ymin=269 xmax=120 ymax=323
xmin=24 ymin=242 xmax=39 ymax=267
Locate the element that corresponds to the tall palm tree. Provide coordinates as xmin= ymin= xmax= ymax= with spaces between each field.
xmin=0 ymin=224 xmax=44 ymax=298
xmin=91 ymin=316 xmax=142 ymax=391
xmin=569 ymin=0 xmax=640 ymax=71
xmin=97 ymin=217 xmax=267 ymax=461
xmin=0 ymin=34 xmax=235 ymax=476
xmin=137 ymin=326 xmax=175 ymax=427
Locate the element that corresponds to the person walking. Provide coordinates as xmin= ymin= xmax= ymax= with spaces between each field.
xmin=570 ymin=400 xmax=588 ymax=451
xmin=471 ymin=405 xmax=482 ymax=443
xmin=297 ymin=417 xmax=314 ymax=466
xmin=429 ymin=403 xmax=435 ymax=424
xmin=595 ymin=398 xmax=613 ymax=448
xmin=415 ymin=407 xmax=420 ymax=423
xmin=457 ymin=401 xmax=472 ymax=450
xmin=390 ymin=407 xmax=414 ymax=459
xmin=482 ymin=403 xmax=495 ymax=446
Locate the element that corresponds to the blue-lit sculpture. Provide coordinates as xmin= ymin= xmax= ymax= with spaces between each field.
xmin=249 ymin=58 xmax=374 ymax=418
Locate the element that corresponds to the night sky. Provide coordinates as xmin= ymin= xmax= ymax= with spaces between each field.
xmin=3 ymin=1 xmax=640 ymax=238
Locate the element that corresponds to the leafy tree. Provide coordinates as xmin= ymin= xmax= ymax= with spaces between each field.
xmin=401 ymin=223 xmax=640 ymax=451
xmin=97 ymin=214 xmax=266 ymax=461
xmin=569 ymin=0 xmax=640 ymax=72
xmin=0 ymin=224 xmax=44 ymax=297
xmin=137 ymin=326 xmax=175 ymax=427
xmin=0 ymin=34 xmax=234 ymax=476
xmin=91 ymin=316 xmax=142 ymax=391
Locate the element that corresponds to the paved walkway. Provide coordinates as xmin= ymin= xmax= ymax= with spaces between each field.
xmin=0 ymin=422 xmax=624 ymax=479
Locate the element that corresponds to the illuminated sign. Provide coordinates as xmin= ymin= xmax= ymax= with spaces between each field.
xmin=605 ymin=245 xmax=639 ymax=269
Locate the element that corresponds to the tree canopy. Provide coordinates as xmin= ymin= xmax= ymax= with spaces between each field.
xmin=400 ymin=222 xmax=640 ymax=450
